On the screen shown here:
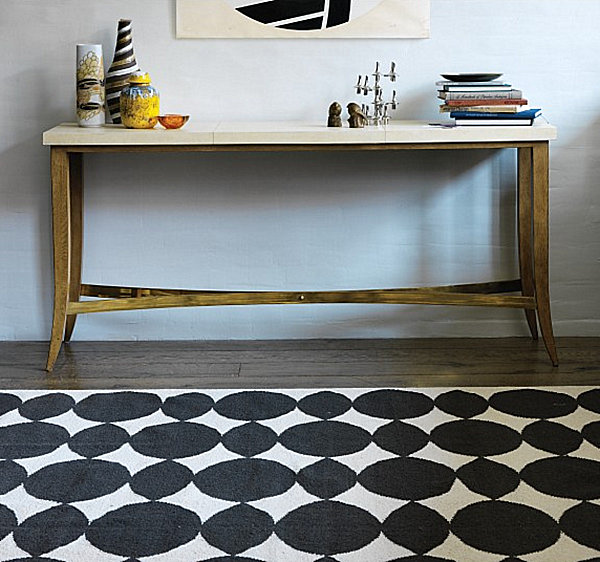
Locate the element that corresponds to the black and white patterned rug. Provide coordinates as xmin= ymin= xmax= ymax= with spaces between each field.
xmin=1 ymin=387 xmax=599 ymax=561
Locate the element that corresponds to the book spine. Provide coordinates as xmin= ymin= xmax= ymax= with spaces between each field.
xmin=435 ymin=80 xmax=508 ymax=87
xmin=450 ymin=110 xmax=537 ymax=119
xmin=439 ymin=90 xmax=523 ymax=100
xmin=454 ymin=119 xmax=533 ymax=126
xmin=444 ymin=86 xmax=512 ymax=92
xmin=445 ymin=98 xmax=528 ymax=106
xmin=440 ymin=105 xmax=521 ymax=113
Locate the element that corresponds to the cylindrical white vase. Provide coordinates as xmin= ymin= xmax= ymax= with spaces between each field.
xmin=76 ymin=44 xmax=105 ymax=127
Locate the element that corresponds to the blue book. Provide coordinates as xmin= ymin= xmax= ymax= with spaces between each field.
xmin=450 ymin=108 xmax=542 ymax=120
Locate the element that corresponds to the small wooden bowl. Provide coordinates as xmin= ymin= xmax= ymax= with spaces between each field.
xmin=158 ymin=114 xmax=190 ymax=129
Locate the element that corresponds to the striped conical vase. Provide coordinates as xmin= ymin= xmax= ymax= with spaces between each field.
xmin=105 ymin=19 xmax=139 ymax=124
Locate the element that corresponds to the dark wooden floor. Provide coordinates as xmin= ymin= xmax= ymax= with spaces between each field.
xmin=0 ymin=338 xmax=599 ymax=390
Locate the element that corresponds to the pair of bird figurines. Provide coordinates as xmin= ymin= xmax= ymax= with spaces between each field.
xmin=327 ymin=101 xmax=368 ymax=128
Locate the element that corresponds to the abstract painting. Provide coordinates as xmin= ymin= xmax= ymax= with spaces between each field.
xmin=176 ymin=0 xmax=430 ymax=38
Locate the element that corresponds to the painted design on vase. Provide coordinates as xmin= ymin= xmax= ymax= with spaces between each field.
xmin=76 ymin=44 xmax=105 ymax=127
xmin=105 ymin=19 xmax=140 ymax=124
xmin=120 ymin=72 xmax=160 ymax=129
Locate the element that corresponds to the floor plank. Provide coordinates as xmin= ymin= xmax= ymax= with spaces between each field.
xmin=0 ymin=338 xmax=598 ymax=389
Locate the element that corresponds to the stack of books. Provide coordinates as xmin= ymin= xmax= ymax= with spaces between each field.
xmin=437 ymin=75 xmax=542 ymax=125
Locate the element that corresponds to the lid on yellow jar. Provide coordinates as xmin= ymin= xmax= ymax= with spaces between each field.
xmin=128 ymin=71 xmax=151 ymax=85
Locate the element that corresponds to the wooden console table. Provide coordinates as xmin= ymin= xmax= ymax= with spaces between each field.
xmin=43 ymin=121 xmax=558 ymax=371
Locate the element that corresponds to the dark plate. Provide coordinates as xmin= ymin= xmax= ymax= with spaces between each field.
xmin=441 ymin=73 xmax=503 ymax=82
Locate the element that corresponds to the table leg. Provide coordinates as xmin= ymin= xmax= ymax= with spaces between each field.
xmin=46 ymin=148 xmax=71 ymax=372
xmin=518 ymin=147 xmax=538 ymax=339
xmin=532 ymin=142 xmax=558 ymax=366
xmin=64 ymin=153 xmax=83 ymax=342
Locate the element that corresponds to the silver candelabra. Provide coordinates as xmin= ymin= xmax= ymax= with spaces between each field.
xmin=354 ymin=62 xmax=398 ymax=126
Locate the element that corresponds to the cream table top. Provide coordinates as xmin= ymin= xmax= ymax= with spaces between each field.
xmin=43 ymin=120 xmax=557 ymax=146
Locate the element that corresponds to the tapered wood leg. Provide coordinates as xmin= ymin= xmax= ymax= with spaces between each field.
xmin=46 ymin=148 xmax=71 ymax=372
xmin=64 ymin=153 xmax=83 ymax=342
xmin=518 ymin=147 xmax=538 ymax=339
xmin=532 ymin=142 xmax=558 ymax=366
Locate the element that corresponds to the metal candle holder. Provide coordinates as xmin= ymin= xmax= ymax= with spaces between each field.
xmin=354 ymin=62 xmax=398 ymax=126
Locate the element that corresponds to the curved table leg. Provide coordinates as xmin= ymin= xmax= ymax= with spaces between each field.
xmin=518 ymin=147 xmax=538 ymax=339
xmin=65 ymin=153 xmax=83 ymax=342
xmin=532 ymin=142 xmax=558 ymax=366
xmin=46 ymin=148 xmax=71 ymax=372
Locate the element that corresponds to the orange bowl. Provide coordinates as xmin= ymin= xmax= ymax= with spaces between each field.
xmin=158 ymin=114 xmax=190 ymax=129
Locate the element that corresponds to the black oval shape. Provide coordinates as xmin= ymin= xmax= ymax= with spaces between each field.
xmin=0 ymin=504 xmax=17 ymax=542
xmin=275 ymin=500 xmax=380 ymax=555
xmin=222 ymin=422 xmax=277 ymax=457
xmin=202 ymin=504 xmax=274 ymax=555
xmin=215 ymin=391 xmax=296 ymax=420
xmin=582 ymin=421 xmax=600 ymax=449
xmin=353 ymin=390 xmax=433 ymax=419
xmin=86 ymin=502 xmax=201 ymax=557
xmin=0 ymin=460 xmax=27 ymax=495
xmin=130 ymin=461 xmax=193 ymax=500
xmin=578 ymin=389 xmax=600 ymax=414
xmin=522 ymin=420 xmax=583 ymax=455
xmin=279 ymin=421 xmax=370 ymax=457
xmin=0 ymin=422 xmax=69 ymax=459
xmin=69 ymin=423 xmax=129 ymax=458
xmin=373 ymin=421 xmax=428 ymax=456
xmin=7 ymin=556 xmax=64 ymax=562
xmin=451 ymin=500 xmax=559 ymax=555
xmin=383 ymin=502 xmax=449 ymax=554
xmin=0 ymin=393 xmax=21 ymax=416
xmin=456 ymin=458 xmax=519 ymax=499
xmin=389 ymin=554 xmax=454 ymax=562
xmin=298 ymin=391 xmax=352 ymax=419
xmin=202 ymin=556 xmax=267 ymax=562
xmin=161 ymin=392 xmax=214 ymax=420
xmin=19 ymin=393 xmax=75 ymax=421
xmin=297 ymin=458 xmax=357 ymax=499
xmin=489 ymin=389 xmax=577 ymax=419
xmin=560 ymin=502 xmax=600 ymax=550
xmin=434 ymin=390 xmax=488 ymax=418
xmin=359 ymin=458 xmax=455 ymax=500
xmin=130 ymin=422 xmax=220 ymax=459
xmin=13 ymin=505 xmax=88 ymax=556
xmin=74 ymin=391 xmax=162 ymax=422
xmin=195 ymin=459 xmax=294 ymax=501
xmin=25 ymin=459 xmax=129 ymax=502
xmin=431 ymin=420 xmax=521 ymax=456
xmin=521 ymin=457 xmax=600 ymax=500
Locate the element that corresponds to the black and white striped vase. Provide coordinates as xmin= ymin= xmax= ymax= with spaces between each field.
xmin=105 ymin=19 xmax=139 ymax=124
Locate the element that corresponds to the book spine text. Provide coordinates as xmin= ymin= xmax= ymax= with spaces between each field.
xmin=439 ymin=90 xmax=523 ymax=100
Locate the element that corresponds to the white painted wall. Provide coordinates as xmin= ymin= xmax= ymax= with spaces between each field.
xmin=1 ymin=0 xmax=598 ymax=341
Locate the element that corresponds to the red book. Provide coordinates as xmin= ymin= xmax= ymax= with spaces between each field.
xmin=445 ymin=98 xmax=528 ymax=107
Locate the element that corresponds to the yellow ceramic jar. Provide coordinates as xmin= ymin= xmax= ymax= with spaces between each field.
xmin=120 ymin=72 xmax=159 ymax=129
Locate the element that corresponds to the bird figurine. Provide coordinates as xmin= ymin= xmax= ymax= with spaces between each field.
xmin=327 ymin=102 xmax=343 ymax=127
xmin=347 ymin=102 xmax=368 ymax=128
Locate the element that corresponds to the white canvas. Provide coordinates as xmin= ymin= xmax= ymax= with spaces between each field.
xmin=176 ymin=0 xmax=430 ymax=38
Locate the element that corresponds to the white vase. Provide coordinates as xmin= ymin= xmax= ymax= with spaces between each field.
xmin=76 ymin=44 xmax=105 ymax=127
